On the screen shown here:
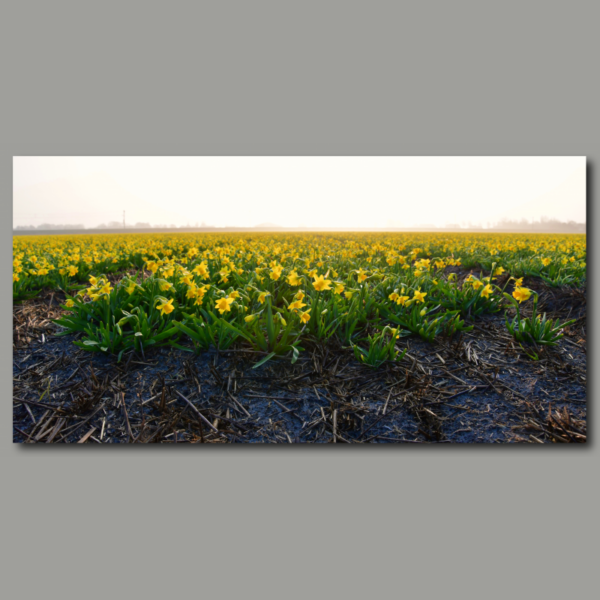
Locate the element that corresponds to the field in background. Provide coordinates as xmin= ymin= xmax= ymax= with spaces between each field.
xmin=13 ymin=232 xmax=586 ymax=443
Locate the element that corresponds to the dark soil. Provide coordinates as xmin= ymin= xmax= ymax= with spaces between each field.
xmin=13 ymin=281 xmax=586 ymax=444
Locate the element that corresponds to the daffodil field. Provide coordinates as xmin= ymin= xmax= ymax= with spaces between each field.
xmin=12 ymin=232 xmax=586 ymax=367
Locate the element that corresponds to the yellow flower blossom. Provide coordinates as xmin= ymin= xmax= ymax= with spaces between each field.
xmin=288 ymin=300 xmax=307 ymax=312
xmin=287 ymin=270 xmax=302 ymax=286
xmin=356 ymin=268 xmax=368 ymax=283
xmin=481 ymin=284 xmax=493 ymax=298
xmin=270 ymin=265 xmax=284 ymax=280
xmin=156 ymin=298 xmax=175 ymax=315
xmin=413 ymin=289 xmax=427 ymax=303
xmin=192 ymin=262 xmax=210 ymax=278
xmin=313 ymin=275 xmax=332 ymax=292
xmin=99 ymin=282 xmax=113 ymax=295
xmin=215 ymin=296 xmax=235 ymax=314
xmin=218 ymin=267 xmax=230 ymax=283
xmin=512 ymin=287 xmax=532 ymax=303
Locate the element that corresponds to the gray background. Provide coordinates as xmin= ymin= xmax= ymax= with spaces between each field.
xmin=3 ymin=1 xmax=597 ymax=599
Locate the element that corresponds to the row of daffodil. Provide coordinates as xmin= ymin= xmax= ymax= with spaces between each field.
xmin=50 ymin=244 xmax=541 ymax=364
xmin=14 ymin=232 xmax=586 ymax=305
xmin=15 ymin=231 xmax=584 ymax=364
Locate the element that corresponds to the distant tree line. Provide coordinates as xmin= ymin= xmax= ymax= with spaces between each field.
xmin=429 ymin=217 xmax=585 ymax=233
xmin=15 ymin=223 xmax=85 ymax=230
xmin=15 ymin=222 xmax=189 ymax=230
xmin=14 ymin=217 xmax=585 ymax=233
xmin=95 ymin=222 xmax=188 ymax=229
xmin=488 ymin=217 xmax=585 ymax=233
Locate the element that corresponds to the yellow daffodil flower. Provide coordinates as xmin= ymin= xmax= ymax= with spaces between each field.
xmin=356 ymin=268 xmax=368 ymax=283
xmin=481 ymin=284 xmax=493 ymax=298
xmin=270 ymin=265 xmax=284 ymax=280
xmin=215 ymin=297 xmax=235 ymax=314
xmin=288 ymin=300 xmax=307 ymax=312
xmin=156 ymin=298 xmax=175 ymax=315
xmin=413 ymin=289 xmax=427 ymax=303
xmin=313 ymin=275 xmax=332 ymax=292
xmin=287 ymin=270 xmax=302 ymax=286
xmin=512 ymin=287 xmax=532 ymax=303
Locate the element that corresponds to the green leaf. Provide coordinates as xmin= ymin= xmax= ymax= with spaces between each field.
xmin=252 ymin=351 xmax=276 ymax=369
xmin=220 ymin=319 xmax=253 ymax=343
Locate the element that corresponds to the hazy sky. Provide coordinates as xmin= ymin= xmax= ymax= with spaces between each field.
xmin=13 ymin=156 xmax=586 ymax=228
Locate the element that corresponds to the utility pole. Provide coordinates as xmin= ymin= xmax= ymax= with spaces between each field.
xmin=123 ymin=210 xmax=126 ymax=228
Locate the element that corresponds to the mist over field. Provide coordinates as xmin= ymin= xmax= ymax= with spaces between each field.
xmin=13 ymin=157 xmax=586 ymax=231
